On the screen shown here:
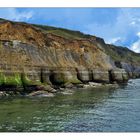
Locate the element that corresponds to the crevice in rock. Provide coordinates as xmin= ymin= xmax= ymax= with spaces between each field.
xmin=108 ymin=70 xmax=113 ymax=83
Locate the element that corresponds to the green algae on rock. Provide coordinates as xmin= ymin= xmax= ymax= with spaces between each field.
xmin=0 ymin=18 xmax=139 ymax=96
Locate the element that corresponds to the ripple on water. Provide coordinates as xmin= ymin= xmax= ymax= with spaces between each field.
xmin=0 ymin=79 xmax=140 ymax=132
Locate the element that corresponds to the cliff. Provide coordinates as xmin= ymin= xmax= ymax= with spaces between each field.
xmin=0 ymin=18 xmax=140 ymax=93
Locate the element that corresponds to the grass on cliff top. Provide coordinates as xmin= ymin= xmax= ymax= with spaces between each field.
xmin=0 ymin=18 xmax=90 ymax=40
xmin=1 ymin=18 xmax=140 ymax=66
xmin=32 ymin=23 xmax=140 ymax=65
xmin=104 ymin=44 xmax=140 ymax=65
xmin=32 ymin=24 xmax=92 ymax=39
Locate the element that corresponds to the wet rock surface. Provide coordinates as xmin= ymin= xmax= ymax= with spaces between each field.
xmin=28 ymin=90 xmax=54 ymax=97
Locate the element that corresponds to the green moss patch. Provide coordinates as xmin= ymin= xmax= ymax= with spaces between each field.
xmin=0 ymin=72 xmax=5 ymax=85
xmin=0 ymin=72 xmax=22 ymax=86
xmin=68 ymin=78 xmax=82 ymax=84
xmin=21 ymin=73 xmax=42 ymax=86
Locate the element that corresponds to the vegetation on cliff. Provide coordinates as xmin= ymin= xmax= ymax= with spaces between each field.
xmin=0 ymin=18 xmax=140 ymax=94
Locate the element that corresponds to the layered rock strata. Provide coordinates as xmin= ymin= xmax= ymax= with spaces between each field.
xmin=0 ymin=19 xmax=139 ymax=94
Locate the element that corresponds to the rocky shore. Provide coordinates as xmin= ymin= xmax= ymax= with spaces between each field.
xmin=0 ymin=64 xmax=139 ymax=97
xmin=0 ymin=18 xmax=140 ymax=97
xmin=0 ymin=66 xmax=133 ymax=97
xmin=0 ymin=81 xmax=119 ymax=97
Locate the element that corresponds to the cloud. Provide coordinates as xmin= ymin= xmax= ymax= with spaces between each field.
xmin=131 ymin=41 xmax=140 ymax=53
xmin=0 ymin=8 xmax=33 ymax=21
xmin=83 ymin=9 xmax=126 ymax=43
xmin=106 ymin=37 xmax=122 ymax=44
xmin=1 ymin=8 xmax=140 ymax=51
xmin=0 ymin=8 xmax=136 ymax=47
xmin=130 ymin=32 xmax=140 ymax=53
xmin=137 ymin=32 xmax=140 ymax=38
xmin=83 ymin=9 xmax=140 ymax=47
xmin=130 ymin=21 xmax=136 ymax=25
xmin=10 ymin=8 xmax=140 ymax=50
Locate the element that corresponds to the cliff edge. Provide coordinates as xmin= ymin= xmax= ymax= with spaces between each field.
xmin=0 ymin=18 xmax=140 ymax=93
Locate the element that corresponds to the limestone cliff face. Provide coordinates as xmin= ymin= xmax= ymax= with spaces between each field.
xmin=0 ymin=21 xmax=113 ymax=70
xmin=0 ymin=18 xmax=139 ymax=89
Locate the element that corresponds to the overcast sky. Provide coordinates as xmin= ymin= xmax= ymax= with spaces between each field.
xmin=0 ymin=8 xmax=140 ymax=53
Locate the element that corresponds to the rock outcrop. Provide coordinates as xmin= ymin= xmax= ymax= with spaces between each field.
xmin=92 ymin=69 xmax=110 ymax=83
xmin=0 ymin=18 xmax=140 ymax=94
xmin=76 ymin=67 xmax=92 ymax=83
xmin=109 ymin=68 xmax=129 ymax=83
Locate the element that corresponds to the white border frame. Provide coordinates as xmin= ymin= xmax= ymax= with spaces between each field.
xmin=0 ymin=0 xmax=140 ymax=7
xmin=0 ymin=0 xmax=140 ymax=139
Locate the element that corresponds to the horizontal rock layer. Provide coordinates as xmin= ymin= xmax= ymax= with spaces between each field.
xmin=0 ymin=19 xmax=139 ymax=92
xmin=0 ymin=65 xmax=129 ymax=91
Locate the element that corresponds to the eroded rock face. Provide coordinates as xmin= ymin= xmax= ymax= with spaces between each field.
xmin=23 ymin=67 xmax=41 ymax=84
xmin=41 ymin=68 xmax=52 ymax=85
xmin=114 ymin=61 xmax=140 ymax=78
xmin=0 ymin=20 xmax=115 ymax=88
xmin=0 ymin=21 xmax=48 ymax=47
xmin=121 ymin=62 xmax=134 ymax=73
xmin=49 ymin=68 xmax=81 ymax=85
xmin=133 ymin=67 xmax=140 ymax=78
xmin=92 ymin=69 xmax=110 ymax=83
xmin=76 ymin=67 xmax=92 ymax=83
xmin=109 ymin=68 xmax=129 ymax=83
xmin=1 ymin=19 xmax=140 ymax=92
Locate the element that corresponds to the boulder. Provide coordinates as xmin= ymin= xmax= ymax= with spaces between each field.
xmin=64 ymin=83 xmax=74 ymax=88
xmin=28 ymin=90 xmax=54 ymax=97
xmin=60 ymin=89 xmax=74 ymax=95
xmin=0 ymin=91 xmax=7 ymax=97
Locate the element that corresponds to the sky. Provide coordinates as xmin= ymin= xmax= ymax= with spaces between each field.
xmin=0 ymin=8 xmax=140 ymax=53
